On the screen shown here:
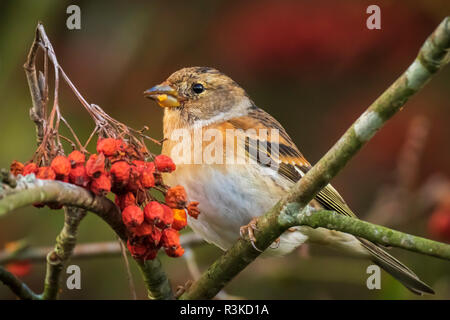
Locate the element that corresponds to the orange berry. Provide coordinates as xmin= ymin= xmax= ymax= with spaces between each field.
xmin=144 ymin=201 xmax=164 ymax=224
xmin=36 ymin=167 xmax=56 ymax=180
xmin=97 ymin=137 xmax=119 ymax=156
xmin=172 ymin=208 xmax=187 ymax=231
xmin=129 ymin=222 xmax=153 ymax=237
xmin=159 ymin=204 xmax=174 ymax=228
xmin=122 ymin=205 xmax=144 ymax=228
xmin=165 ymin=185 xmax=187 ymax=209
xmin=90 ymin=173 xmax=111 ymax=196
xmin=68 ymin=150 xmax=85 ymax=167
xmin=154 ymin=155 xmax=176 ymax=173
xmin=85 ymin=153 xmax=105 ymax=178
xmin=10 ymin=160 xmax=24 ymax=176
xmin=140 ymin=166 xmax=155 ymax=188
xmin=187 ymin=201 xmax=200 ymax=219
xmin=23 ymin=163 xmax=38 ymax=176
xmin=165 ymin=246 xmax=184 ymax=258
xmin=161 ymin=228 xmax=180 ymax=249
xmin=69 ymin=165 xmax=90 ymax=187
xmin=127 ymin=239 xmax=147 ymax=259
xmin=51 ymin=156 xmax=71 ymax=176
xmin=148 ymin=227 xmax=162 ymax=247
xmin=115 ymin=192 xmax=136 ymax=211
xmin=110 ymin=161 xmax=131 ymax=185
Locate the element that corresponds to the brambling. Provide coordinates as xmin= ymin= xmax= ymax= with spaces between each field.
xmin=144 ymin=67 xmax=433 ymax=295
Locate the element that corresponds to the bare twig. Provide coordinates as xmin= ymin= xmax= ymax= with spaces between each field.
xmin=0 ymin=234 xmax=205 ymax=265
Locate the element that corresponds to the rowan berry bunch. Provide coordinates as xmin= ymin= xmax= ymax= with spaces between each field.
xmin=10 ymin=138 xmax=201 ymax=260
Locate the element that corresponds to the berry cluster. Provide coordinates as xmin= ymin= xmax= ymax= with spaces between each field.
xmin=10 ymin=138 xmax=200 ymax=260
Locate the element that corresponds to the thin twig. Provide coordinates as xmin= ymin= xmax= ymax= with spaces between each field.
xmin=118 ymin=238 xmax=137 ymax=300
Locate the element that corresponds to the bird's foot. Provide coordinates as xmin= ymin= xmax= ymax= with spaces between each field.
xmin=240 ymin=217 xmax=263 ymax=252
xmin=175 ymin=280 xmax=193 ymax=299
xmin=269 ymin=237 xmax=280 ymax=249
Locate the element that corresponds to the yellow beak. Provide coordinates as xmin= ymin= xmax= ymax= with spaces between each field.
xmin=143 ymin=84 xmax=180 ymax=108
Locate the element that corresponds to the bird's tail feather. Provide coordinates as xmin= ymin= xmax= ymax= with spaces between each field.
xmin=358 ymin=238 xmax=434 ymax=295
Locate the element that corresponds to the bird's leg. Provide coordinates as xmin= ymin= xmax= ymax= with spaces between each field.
xmin=175 ymin=279 xmax=193 ymax=299
xmin=240 ymin=217 xmax=263 ymax=252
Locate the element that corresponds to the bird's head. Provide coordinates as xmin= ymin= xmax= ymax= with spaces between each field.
xmin=144 ymin=67 xmax=253 ymax=127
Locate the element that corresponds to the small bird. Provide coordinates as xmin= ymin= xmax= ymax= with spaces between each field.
xmin=144 ymin=66 xmax=433 ymax=295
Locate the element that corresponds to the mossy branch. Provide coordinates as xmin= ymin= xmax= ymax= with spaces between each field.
xmin=294 ymin=209 xmax=450 ymax=260
xmin=180 ymin=17 xmax=450 ymax=300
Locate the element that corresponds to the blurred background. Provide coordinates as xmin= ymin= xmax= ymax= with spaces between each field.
xmin=0 ymin=0 xmax=449 ymax=299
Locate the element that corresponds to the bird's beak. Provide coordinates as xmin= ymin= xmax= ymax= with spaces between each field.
xmin=143 ymin=83 xmax=180 ymax=108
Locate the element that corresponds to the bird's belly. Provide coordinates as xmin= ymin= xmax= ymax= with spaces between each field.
xmin=164 ymin=163 xmax=296 ymax=251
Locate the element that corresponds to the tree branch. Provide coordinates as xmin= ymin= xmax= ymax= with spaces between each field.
xmin=180 ymin=16 xmax=450 ymax=300
xmin=0 ymin=175 xmax=173 ymax=299
xmin=295 ymin=209 xmax=450 ymax=260
xmin=42 ymin=207 xmax=87 ymax=299
xmin=0 ymin=234 xmax=204 ymax=265
xmin=0 ymin=266 xmax=41 ymax=300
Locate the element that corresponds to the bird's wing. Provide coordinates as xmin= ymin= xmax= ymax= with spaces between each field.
xmin=227 ymin=107 xmax=434 ymax=295
xmin=227 ymin=107 xmax=356 ymax=218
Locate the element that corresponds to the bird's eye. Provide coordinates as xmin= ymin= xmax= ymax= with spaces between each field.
xmin=192 ymin=83 xmax=204 ymax=94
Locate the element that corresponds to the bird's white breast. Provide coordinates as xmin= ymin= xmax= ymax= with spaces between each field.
xmin=163 ymin=162 xmax=309 ymax=255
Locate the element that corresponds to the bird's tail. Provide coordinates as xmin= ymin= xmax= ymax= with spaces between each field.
xmin=358 ymin=238 xmax=434 ymax=295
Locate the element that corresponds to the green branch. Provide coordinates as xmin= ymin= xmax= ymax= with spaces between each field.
xmin=180 ymin=16 xmax=450 ymax=300
xmin=295 ymin=209 xmax=450 ymax=260
xmin=42 ymin=207 xmax=87 ymax=299
xmin=0 ymin=175 xmax=173 ymax=300
xmin=0 ymin=266 xmax=41 ymax=300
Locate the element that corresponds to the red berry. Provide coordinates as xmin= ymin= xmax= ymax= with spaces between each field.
xmin=165 ymin=185 xmax=187 ymax=209
xmin=154 ymin=155 xmax=176 ymax=173
xmin=144 ymin=201 xmax=164 ymax=224
xmin=122 ymin=205 xmax=144 ymax=228
xmin=51 ymin=156 xmax=71 ymax=176
xmin=187 ymin=201 xmax=200 ymax=219
xmin=115 ymin=192 xmax=136 ymax=211
xmin=159 ymin=204 xmax=174 ymax=228
xmin=97 ymin=138 xmax=119 ymax=156
xmin=85 ymin=153 xmax=106 ymax=178
xmin=165 ymin=246 xmax=184 ymax=258
xmin=68 ymin=150 xmax=85 ymax=167
xmin=110 ymin=161 xmax=131 ymax=185
xmin=23 ymin=163 xmax=38 ymax=176
xmin=90 ymin=173 xmax=111 ymax=196
xmin=148 ymin=227 xmax=162 ymax=247
xmin=10 ymin=160 xmax=24 ymax=176
xmin=129 ymin=222 xmax=153 ymax=237
xmin=140 ymin=166 xmax=155 ymax=188
xmin=69 ymin=165 xmax=90 ymax=187
xmin=36 ymin=167 xmax=56 ymax=180
xmin=127 ymin=239 xmax=147 ymax=258
xmin=161 ymin=228 xmax=180 ymax=249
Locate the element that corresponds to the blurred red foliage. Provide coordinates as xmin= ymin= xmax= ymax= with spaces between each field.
xmin=213 ymin=1 xmax=433 ymax=78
